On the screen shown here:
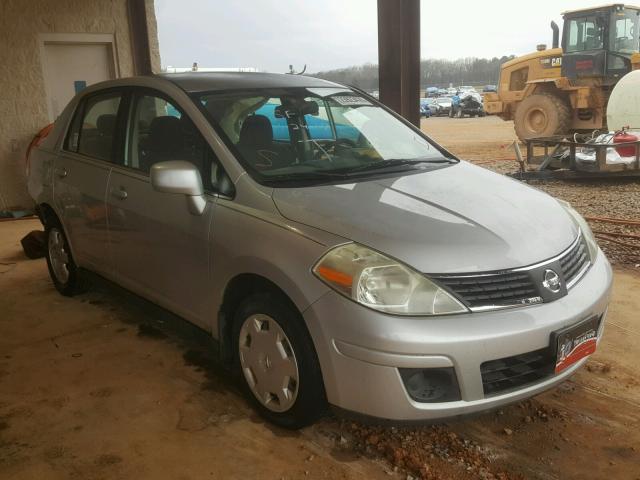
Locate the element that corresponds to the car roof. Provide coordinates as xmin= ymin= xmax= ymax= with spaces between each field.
xmin=156 ymin=72 xmax=345 ymax=93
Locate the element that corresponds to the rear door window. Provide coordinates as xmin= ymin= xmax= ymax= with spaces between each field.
xmin=66 ymin=93 xmax=122 ymax=162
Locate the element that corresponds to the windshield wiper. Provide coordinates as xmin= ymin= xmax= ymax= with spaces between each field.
xmin=339 ymin=158 xmax=454 ymax=174
xmin=261 ymin=170 xmax=349 ymax=184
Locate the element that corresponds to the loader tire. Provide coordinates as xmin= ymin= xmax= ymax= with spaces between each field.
xmin=514 ymin=93 xmax=571 ymax=140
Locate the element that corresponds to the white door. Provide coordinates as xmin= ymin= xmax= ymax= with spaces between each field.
xmin=42 ymin=43 xmax=115 ymax=120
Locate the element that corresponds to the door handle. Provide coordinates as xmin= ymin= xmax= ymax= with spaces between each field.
xmin=54 ymin=167 xmax=67 ymax=178
xmin=111 ymin=188 xmax=128 ymax=200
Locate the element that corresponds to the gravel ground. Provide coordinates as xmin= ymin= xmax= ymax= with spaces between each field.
xmin=421 ymin=116 xmax=640 ymax=267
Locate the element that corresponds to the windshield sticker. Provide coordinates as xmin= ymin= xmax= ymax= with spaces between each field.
xmin=332 ymin=96 xmax=372 ymax=106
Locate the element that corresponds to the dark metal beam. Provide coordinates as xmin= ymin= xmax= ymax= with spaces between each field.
xmin=377 ymin=0 xmax=420 ymax=126
xmin=127 ymin=0 xmax=153 ymax=75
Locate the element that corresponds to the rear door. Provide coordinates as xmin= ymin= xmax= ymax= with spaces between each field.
xmin=106 ymin=89 xmax=225 ymax=328
xmin=53 ymin=90 xmax=124 ymax=276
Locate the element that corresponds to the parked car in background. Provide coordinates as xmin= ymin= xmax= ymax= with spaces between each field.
xmin=425 ymin=87 xmax=439 ymax=97
xmin=419 ymin=98 xmax=433 ymax=117
xmin=458 ymin=85 xmax=475 ymax=92
xmin=28 ymin=72 xmax=611 ymax=429
xmin=437 ymin=88 xmax=448 ymax=96
xmin=446 ymin=87 xmax=457 ymax=95
xmin=482 ymin=85 xmax=497 ymax=93
xmin=433 ymin=97 xmax=452 ymax=116
xmin=450 ymin=91 xmax=485 ymax=118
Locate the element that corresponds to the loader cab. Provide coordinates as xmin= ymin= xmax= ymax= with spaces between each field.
xmin=561 ymin=4 xmax=640 ymax=84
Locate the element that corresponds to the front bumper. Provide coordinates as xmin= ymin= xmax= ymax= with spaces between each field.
xmin=302 ymin=250 xmax=612 ymax=421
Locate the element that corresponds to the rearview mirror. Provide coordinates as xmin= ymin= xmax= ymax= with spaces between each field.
xmin=274 ymin=100 xmax=319 ymax=118
xmin=150 ymin=161 xmax=206 ymax=215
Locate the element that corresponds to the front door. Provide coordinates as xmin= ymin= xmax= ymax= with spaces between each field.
xmin=53 ymin=91 xmax=123 ymax=276
xmin=106 ymin=91 xmax=217 ymax=327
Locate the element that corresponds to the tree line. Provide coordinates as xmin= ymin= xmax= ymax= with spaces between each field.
xmin=312 ymin=56 xmax=516 ymax=90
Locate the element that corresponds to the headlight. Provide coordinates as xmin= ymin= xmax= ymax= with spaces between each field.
xmin=558 ymin=200 xmax=598 ymax=261
xmin=313 ymin=243 xmax=468 ymax=316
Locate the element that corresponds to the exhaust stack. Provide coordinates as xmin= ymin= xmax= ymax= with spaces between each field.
xmin=551 ymin=21 xmax=560 ymax=49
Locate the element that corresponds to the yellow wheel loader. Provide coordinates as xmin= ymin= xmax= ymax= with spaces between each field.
xmin=484 ymin=4 xmax=640 ymax=140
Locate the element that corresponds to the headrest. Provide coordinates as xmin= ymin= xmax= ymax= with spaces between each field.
xmin=96 ymin=114 xmax=116 ymax=135
xmin=149 ymin=116 xmax=183 ymax=153
xmin=239 ymin=115 xmax=273 ymax=147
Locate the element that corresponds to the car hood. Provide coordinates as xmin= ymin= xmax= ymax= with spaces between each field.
xmin=271 ymin=162 xmax=578 ymax=273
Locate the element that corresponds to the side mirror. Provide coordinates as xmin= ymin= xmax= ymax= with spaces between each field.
xmin=150 ymin=161 xmax=206 ymax=215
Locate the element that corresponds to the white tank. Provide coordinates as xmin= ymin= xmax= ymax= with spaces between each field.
xmin=607 ymin=69 xmax=640 ymax=131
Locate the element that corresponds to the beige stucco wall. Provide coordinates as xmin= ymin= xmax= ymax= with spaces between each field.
xmin=0 ymin=0 xmax=160 ymax=211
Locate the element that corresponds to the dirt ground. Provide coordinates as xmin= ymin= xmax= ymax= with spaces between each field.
xmin=1 ymin=116 xmax=639 ymax=479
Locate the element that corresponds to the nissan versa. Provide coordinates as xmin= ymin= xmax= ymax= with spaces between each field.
xmin=28 ymin=73 xmax=612 ymax=428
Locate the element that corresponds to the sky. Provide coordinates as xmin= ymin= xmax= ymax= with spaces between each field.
xmin=155 ymin=0 xmax=621 ymax=73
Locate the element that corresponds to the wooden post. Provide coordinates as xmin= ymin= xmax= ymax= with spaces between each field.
xmin=377 ymin=0 xmax=421 ymax=126
xmin=127 ymin=0 xmax=153 ymax=75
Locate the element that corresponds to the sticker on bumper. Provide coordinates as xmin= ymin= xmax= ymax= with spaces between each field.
xmin=554 ymin=316 xmax=599 ymax=373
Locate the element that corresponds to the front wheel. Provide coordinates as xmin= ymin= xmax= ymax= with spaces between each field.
xmin=233 ymin=293 xmax=327 ymax=429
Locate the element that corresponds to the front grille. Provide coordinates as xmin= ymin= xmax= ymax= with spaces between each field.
xmin=560 ymin=236 xmax=590 ymax=285
xmin=430 ymin=234 xmax=590 ymax=310
xmin=480 ymin=348 xmax=555 ymax=396
xmin=431 ymin=271 xmax=538 ymax=309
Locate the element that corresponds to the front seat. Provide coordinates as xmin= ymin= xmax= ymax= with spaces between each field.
xmin=141 ymin=116 xmax=184 ymax=172
xmin=237 ymin=115 xmax=292 ymax=169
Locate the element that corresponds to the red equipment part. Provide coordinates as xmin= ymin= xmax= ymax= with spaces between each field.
xmin=613 ymin=128 xmax=639 ymax=157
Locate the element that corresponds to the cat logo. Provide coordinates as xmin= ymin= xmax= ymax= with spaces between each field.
xmin=540 ymin=57 xmax=562 ymax=68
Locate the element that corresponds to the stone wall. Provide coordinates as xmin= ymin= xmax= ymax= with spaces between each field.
xmin=0 ymin=0 xmax=160 ymax=211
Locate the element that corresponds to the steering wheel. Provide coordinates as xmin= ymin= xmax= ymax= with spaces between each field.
xmin=311 ymin=141 xmax=335 ymax=163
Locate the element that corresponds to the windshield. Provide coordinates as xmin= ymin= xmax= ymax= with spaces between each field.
xmin=197 ymin=87 xmax=452 ymax=185
xmin=611 ymin=9 xmax=640 ymax=54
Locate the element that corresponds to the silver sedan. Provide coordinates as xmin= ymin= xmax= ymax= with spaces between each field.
xmin=28 ymin=73 xmax=612 ymax=428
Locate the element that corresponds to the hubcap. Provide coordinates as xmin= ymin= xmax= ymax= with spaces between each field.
xmin=48 ymin=228 xmax=70 ymax=284
xmin=526 ymin=107 xmax=548 ymax=134
xmin=238 ymin=314 xmax=299 ymax=413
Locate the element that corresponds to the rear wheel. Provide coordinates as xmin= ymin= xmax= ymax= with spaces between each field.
xmin=233 ymin=293 xmax=326 ymax=429
xmin=45 ymin=217 xmax=84 ymax=296
xmin=514 ymin=93 xmax=571 ymax=140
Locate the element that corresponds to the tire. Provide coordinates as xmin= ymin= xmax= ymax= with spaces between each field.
xmin=514 ymin=93 xmax=571 ymax=140
xmin=45 ymin=216 xmax=85 ymax=296
xmin=232 ymin=292 xmax=327 ymax=429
